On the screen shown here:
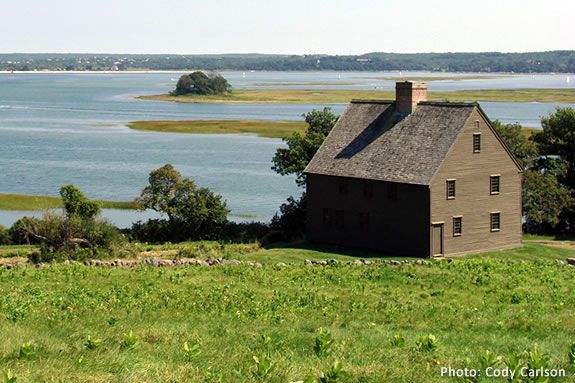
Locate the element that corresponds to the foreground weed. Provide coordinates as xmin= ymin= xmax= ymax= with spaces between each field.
xmin=314 ymin=329 xmax=335 ymax=357
xmin=524 ymin=347 xmax=550 ymax=383
xmin=474 ymin=349 xmax=502 ymax=382
xmin=318 ymin=360 xmax=347 ymax=383
xmin=120 ymin=330 xmax=139 ymax=350
xmin=569 ymin=343 xmax=575 ymax=366
xmin=18 ymin=342 xmax=36 ymax=359
xmin=183 ymin=340 xmax=201 ymax=361
xmin=503 ymin=352 xmax=526 ymax=383
xmin=1 ymin=370 xmax=16 ymax=383
xmin=415 ymin=334 xmax=439 ymax=353
xmin=252 ymin=355 xmax=274 ymax=379
xmin=390 ymin=333 xmax=405 ymax=347
xmin=84 ymin=335 xmax=102 ymax=350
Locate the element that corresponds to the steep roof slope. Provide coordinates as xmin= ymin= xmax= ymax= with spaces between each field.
xmin=304 ymin=100 xmax=477 ymax=185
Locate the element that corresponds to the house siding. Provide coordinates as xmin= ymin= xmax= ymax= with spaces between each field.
xmin=429 ymin=108 xmax=522 ymax=256
xmin=306 ymin=174 xmax=430 ymax=256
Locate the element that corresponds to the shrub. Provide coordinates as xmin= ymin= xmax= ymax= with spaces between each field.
xmin=260 ymin=230 xmax=288 ymax=247
xmin=8 ymin=216 xmax=41 ymax=245
xmin=222 ymin=221 xmax=271 ymax=243
xmin=415 ymin=334 xmax=439 ymax=353
xmin=0 ymin=225 xmax=10 ymax=245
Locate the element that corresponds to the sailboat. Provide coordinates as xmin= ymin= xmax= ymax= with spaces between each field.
xmin=242 ymin=72 xmax=246 ymax=78
xmin=567 ymin=76 xmax=571 ymax=84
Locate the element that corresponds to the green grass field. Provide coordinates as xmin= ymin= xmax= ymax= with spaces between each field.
xmin=1 ymin=241 xmax=575 ymax=382
xmin=137 ymin=88 xmax=575 ymax=104
xmin=127 ymin=120 xmax=307 ymax=139
xmin=0 ymin=193 xmax=135 ymax=211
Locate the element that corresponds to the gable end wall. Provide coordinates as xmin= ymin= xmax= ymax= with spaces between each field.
xmin=429 ymin=108 xmax=522 ymax=255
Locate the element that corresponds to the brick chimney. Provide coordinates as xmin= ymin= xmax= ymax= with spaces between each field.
xmin=395 ymin=81 xmax=427 ymax=114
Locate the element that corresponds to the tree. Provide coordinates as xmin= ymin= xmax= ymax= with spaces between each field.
xmin=271 ymin=108 xmax=338 ymax=238
xmin=272 ymin=108 xmax=338 ymax=187
xmin=60 ymin=184 xmax=101 ymax=220
xmin=532 ymin=107 xmax=575 ymax=233
xmin=171 ymin=71 xmax=231 ymax=96
xmin=136 ymin=164 xmax=229 ymax=240
xmin=491 ymin=120 xmax=538 ymax=169
xmin=522 ymin=171 xmax=574 ymax=233
xmin=533 ymin=107 xmax=575 ymax=189
xmin=0 ymin=225 xmax=10 ymax=245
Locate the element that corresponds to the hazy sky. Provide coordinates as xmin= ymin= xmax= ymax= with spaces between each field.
xmin=0 ymin=0 xmax=572 ymax=54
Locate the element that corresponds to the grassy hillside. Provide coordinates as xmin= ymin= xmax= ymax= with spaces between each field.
xmin=128 ymin=120 xmax=307 ymax=139
xmin=138 ymin=88 xmax=575 ymax=104
xmin=0 ymin=242 xmax=574 ymax=382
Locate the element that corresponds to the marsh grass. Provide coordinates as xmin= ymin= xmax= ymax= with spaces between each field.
xmin=0 ymin=193 xmax=135 ymax=211
xmin=0 ymin=243 xmax=574 ymax=381
xmin=127 ymin=120 xmax=307 ymax=139
xmin=138 ymin=88 xmax=575 ymax=104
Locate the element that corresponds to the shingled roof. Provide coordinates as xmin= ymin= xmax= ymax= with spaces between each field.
xmin=304 ymin=100 xmax=478 ymax=185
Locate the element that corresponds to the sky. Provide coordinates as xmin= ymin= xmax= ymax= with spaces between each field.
xmin=0 ymin=0 xmax=572 ymax=54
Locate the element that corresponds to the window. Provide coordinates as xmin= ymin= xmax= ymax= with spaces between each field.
xmin=490 ymin=175 xmax=500 ymax=194
xmin=446 ymin=179 xmax=456 ymax=199
xmin=360 ymin=212 xmax=370 ymax=233
xmin=474 ymin=120 xmax=480 ymax=128
xmin=453 ymin=216 xmax=462 ymax=236
xmin=473 ymin=134 xmax=481 ymax=153
xmin=338 ymin=178 xmax=348 ymax=195
xmin=335 ymin=210 xmax=345 ymax=229
xmin=387 ymin=183 xmax=397 ymax=200
xmin=490 ymin=212 xmax=501 ymax=232
xmin=363 ymin=180 xmax=373 ymax=199
xmin=322 ymin=208 xmax=333 ymax=225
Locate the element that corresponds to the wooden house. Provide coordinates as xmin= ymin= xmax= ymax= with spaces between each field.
xmin=304 ymin=81 xmax=522 ymax=257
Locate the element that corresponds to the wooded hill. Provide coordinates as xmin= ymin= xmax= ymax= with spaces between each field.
xmin=1 ymin=51 xmax=574 ymax=72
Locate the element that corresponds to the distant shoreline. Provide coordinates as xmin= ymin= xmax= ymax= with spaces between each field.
xmin=0 ymin=69 xmax=574 ymax=75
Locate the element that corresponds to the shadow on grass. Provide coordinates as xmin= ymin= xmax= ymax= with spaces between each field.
xmin=264 ymin=240 xmax=423 ymax=260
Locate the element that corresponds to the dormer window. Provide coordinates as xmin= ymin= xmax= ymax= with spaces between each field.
xmin=473 ymin=134 xmax=481 ymax=153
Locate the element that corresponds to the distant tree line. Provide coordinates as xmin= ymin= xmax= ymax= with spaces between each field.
xmin=1 ymin=51 xmax=574 ymax=72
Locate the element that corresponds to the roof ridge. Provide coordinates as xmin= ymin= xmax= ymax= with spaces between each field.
xmin=350 ymin=99 xmax=394 ymax=104
xmin=418 ymin=101 xmax=478 ymax=107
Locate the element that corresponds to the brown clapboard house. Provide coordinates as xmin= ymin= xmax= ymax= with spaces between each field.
xmin=304 ymin=82 xmax=522 ymax=257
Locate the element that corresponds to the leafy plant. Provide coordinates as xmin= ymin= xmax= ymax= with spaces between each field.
xmin=84 ymin=335 xmax=102 ymax=350
xmin=390 ymin=333 xmax=405 ymax=347
xmin=1 ymin=370 xmax=16 ymax=383
xmin=503 ymin=352 xmax=526 ymax=383
xmin=120 ymin=331 xmax=139 ymax=350
xmin=523 ymin=347 xmax=550 ymax=383
xmin=18 ymin=342 xmax=36 ymax=359
xmin=314 ymin=329 xmax=335 ymax=357
xmin=319 ymin=360 xmax=346 ymax=383
xmin=252 ymin=355 xmax=274 ymax=379
xmin=183 ymin=340 xmax=201 ymax=361
xmin=415 ymin=334 xmax=439 ymax=353
xmin=569 ymin=343 xmax=575 ymax=366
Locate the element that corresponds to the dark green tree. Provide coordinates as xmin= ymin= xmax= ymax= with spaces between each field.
xmin=522 ymin=171 xmax=573 ymax=233
xmin=271 ymin=108 xmax=338 ymax=238
xmin=532 ymin=107 xmax=575 ymax=233
xmin=491 ymin=120 xmax=538 ymax=169
xmin=171 ymin=71 xmax=231 ymax=96
xmin=272 ymin=107 xmax=338 ymax=187
xmin=60 ymin=184 xmax=101 ymax=220
xmin=136 ymin=164 xmax=229 ymax=240
xmin=532 ymin=107 xmax=575 ymax=188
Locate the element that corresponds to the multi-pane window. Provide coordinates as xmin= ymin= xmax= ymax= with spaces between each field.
xmin=360 ymin=212 xmax=370 ymax=233
xmin=446 ymin=179 xmax=456 ymax=199
xmin=490 ymin=212 xmax=501 ymax=232
xmin=338 ymin=178 xmax=348 ymax=195
xmin=322 ymin=208 xmax=333 ymax=225
xmin=473 ymin=134 xmax=481 ymax=153
xmin=363 ymin=180 xmax=373 ymax=199
xmin=490 ymin=175 xmax=500 ymax=194
xmin=453 ymin=217 xmax=462 ymax=236
xmin=335 ymin=210 xmax=345 ymax=229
